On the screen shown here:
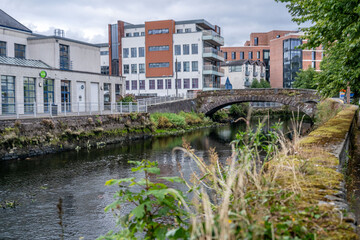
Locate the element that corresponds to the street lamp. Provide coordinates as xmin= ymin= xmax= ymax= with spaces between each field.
xmin=175 ymin=58 xmax=178 ymax=97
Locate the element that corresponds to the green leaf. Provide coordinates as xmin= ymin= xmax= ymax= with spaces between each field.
xmin=158 ymin=176 xmax=185 ymax=183
xmin=105 ymin=178 xmax=135 ymax=186
xmin=147 ymin=167 xmax=160 ymax=174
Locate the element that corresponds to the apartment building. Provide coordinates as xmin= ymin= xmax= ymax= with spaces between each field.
xmin=0 ymin=10 xmax=124 ymax=115
xmin=108 ymin=19 xmax=224 ymax=96
xmin=221 ymin=60 xmax=266 ymax=89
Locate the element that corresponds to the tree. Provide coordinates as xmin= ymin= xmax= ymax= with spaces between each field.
xmin=293 ymin=68 xmax=318 ymax=89
xmin=276 ymin=0 xmax=360 ymax=97
xmin=260 ymin=79 xmax=271 ymax=88
xmin=250 ymin=79 xmax=262 ymax=88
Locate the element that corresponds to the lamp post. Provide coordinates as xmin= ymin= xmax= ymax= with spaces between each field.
xmin=175 ymin=58 xmax=178 ymax=97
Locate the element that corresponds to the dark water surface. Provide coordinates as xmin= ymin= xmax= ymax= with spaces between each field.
xmin=0 ymin=118 xmax=310 ymax=240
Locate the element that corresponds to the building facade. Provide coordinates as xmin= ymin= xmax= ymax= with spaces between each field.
xmin=109 ymin=19 xmax=224 ymax=96
xmin=0 ymin=10 xmax=124 ymax=116
xmin=221 ymin=60 xmax=266 ymax=89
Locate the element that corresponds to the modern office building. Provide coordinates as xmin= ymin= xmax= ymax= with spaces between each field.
xmin=0 ymin=10 xmax=124 ymax=116
xmin=221 ymin=30 xmax=323 ymax=88
xmin=108 ymin=19 xmax=224 ymax=96
xmin=221 ymin=60 xmax=266 ymax=89
xmin=96 ymin=43 xmax=110 ymax=75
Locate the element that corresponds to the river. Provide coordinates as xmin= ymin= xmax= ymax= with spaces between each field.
xmin=0 ymin=118 xmax=311 ymax=239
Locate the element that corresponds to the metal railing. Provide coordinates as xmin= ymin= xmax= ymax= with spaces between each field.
xmin=202 ymin=30 xmax=224 ymax=45
xmin=0 ymin=102 xmax=147 ymax=119
xmin=137 ymin=92 xmax=196 ymax=106
xmin=203 ymin=47 xmax=224 ymax=58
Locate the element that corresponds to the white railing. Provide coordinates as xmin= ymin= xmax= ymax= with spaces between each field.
xmin=137 ymin=92 xmax=196 ymax=106
xmin=0 ymin=102 xmax=147 ymax=119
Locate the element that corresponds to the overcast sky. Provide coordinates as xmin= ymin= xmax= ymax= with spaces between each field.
xmin=2 ymin=0 xmax=305 ymax=46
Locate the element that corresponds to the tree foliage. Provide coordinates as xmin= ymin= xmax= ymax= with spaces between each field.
xmin=251 ymin=79 xmax=270 ymax=88
xmin=293 ymin=67 xmax=318 ymax=89
xmin=276 ymin=0 xmax=360 ymax=97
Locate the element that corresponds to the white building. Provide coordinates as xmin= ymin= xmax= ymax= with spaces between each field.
xmin=109 ymin=19 xmax=224 ymax=96
xmin=0 ymin=10 xmax=124 ymax=116
xmin=221 ymin=60 xmax=266 ymax=89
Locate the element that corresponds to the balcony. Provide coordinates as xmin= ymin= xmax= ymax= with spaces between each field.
xmin=245 ymin=70 xmax=250 ymax=76
xmin=203 ymin=65 xmax=224 ymax=77
xmin=202 ymin=47 xmax=224 ymax=62
xmin=203 ymin=76 xmax=221 ymax=89
xmin=253 ymin=71 xmax=258 ymax=77
xmin=202 ymin=30 xmax=224 ymax=46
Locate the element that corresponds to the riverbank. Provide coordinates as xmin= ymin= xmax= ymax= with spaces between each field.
xmin=0 ymin=112 xmax=218 ymax=161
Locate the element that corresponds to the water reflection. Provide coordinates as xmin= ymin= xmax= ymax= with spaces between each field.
xmin=0 ymin=118 xmax=310 ymax=239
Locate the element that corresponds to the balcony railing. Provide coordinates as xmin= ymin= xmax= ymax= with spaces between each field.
xmin=203 ymin=65 xmax=225 ymax=77
xmin=203 ymin=47 xmax=224 ymax=62
xmin=202 ymin=30 xmax=224 ymax=46
xmin=203 ymin=77 xmax=221 ymax=89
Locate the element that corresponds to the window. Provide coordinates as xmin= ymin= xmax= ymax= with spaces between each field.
xmin=131 ymin=80 xmax=137 ymax=90
xmin=263 ymin=50 xmax=270 ymax=60
xmin=149 ymin=45 xmax=169 ymax=51
xmin=104 ymin=83 xmax=111 ymax=110
xmin=126 ymin=33 xmax=132 ymax=37
xmin=191 ymin=44 xmax=198 ymax=54
xmin=139 ymin=80 xmax=145 ymax=90
xmin=43 ymin=79 xmax=54 ymax=112
xmin=157 ymin=79 xmax=163 ymax=89
xmin=192 ymin=78 xmax=199 ymax=88
xmin=131 ymin=47 xmax=137 ymax=58
xmin=185 ymin=28 xmax=191 ymax=33
xmin=166 ymin=79 xmax=171 ymax=89
xmin=139 ymin=63 xmax=145 ymax=73
xmin=126 ymin=81 xmax=130 ymax=90
xmin=149 ymin=80 xmax=155 ymax=89
xmin=312 ymin=61 xmax=316 ymax=68
xmin=0 ymin=41 xmax=6 ymax=56
xmin=175 ymin=45 xmax=181 ymax=55
xmin=183 ymin=44 xmax=190 ymax=55
xmin=176 ymin=79 xmax=181 ymax=89
xmin=123 ymin=48 xmax=129 ymax=58
xmin=115 ymin=84 xmax=122 ymax=101
xmin=240 ymin=52 xmax=244 ymax=59
xmin=131 ymin=64 xmax=137 ymax=74
xmin=192 ymin=61 xmax=198 ymax=71
xmin=123 ymin=64 xmax=129 ymax=74
xmin=100 ymin=51 xmax=109 ymax=55
xmin=176 ymin=61 xmax=181 ymax=72
xmin=15 ymin=44 xmax=25 ymax=59
xmin=148 ymin=28 xmax=169 ymax=35
xmin=141 ymin=32 xmax=145 ymax=36
xmin=61 ymin=80 xmax=71 ymax=112
xmin=149 ymin=62 xmax=169 ymax=68
xmin=59 ymin=44 xmax=69 ymax=70
xmin=134 ymin=32 xmax=139 ymax=37
xmin=139 ymin=47 xmax=145 ymax=57
xmin=177 ymin=29 xmax=183 ymax=33
xmin=183 ymin=61 xmax=190 ymax=72
xmin=254 ymin=37 xmax=258 ymax=46
xmin=101 ymin=66 xmax=109 ymax=75
xmin=231 ymin=52 xmax=236 ymax=59
xmin=257 ymin=51 xmax=260 ymax=59
xmin=1 ymin=75 xmax=15 ymax=114
xmin=312 ymin=51 xmax=316 ymax=60
xmin=230 ymin=66 xmax=242 ymax=72
xmin=183 ymin=79 xmax=190 ymax=89
xmin=248 ymin=51 xmax=253 ymax=59
xmin=224 ymin=52 xmax=227 ymax=60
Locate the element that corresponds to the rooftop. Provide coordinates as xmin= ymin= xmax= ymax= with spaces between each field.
xmin=122 ymin=19 xmax=215 ymax=31
xmin=0 ymin=9 xmax=32 ymax=33
xmin=28 ymin=35 xmax=100 ymax=48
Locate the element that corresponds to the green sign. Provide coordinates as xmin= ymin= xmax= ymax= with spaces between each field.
xmin=39 ymin=71 xmax=47 ymax=78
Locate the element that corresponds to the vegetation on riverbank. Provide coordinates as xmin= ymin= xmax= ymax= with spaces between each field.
xmin=101 ymin=104 xmax=358 ymax=239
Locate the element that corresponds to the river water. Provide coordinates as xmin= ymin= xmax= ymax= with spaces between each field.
xmin=0 ymin=118 xmax=310 ymax=240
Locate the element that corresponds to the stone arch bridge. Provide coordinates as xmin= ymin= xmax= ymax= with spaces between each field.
xmin=147 ymin=89 xmax=321 ymax=117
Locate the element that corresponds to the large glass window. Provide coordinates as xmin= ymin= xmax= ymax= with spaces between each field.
xmin=149 ymin=46 xmax=169 ymax=51
xmin=191 ymin=44 xmax=198 ymax=54
xmin=230 ymin=66 xmax=242 ymax=72
xmin=43 ymin=79 xmax=54 ymax=113
xmin=131 ymin=64 xmax=137 ymax=74
xmin=59 ymin=44 xmax=69 ymax=70
xmin=157 ymin=79 xmax=163 ymax=89
xmin=139 ymin=63 xmax=145 ymax=73
xmin=139 ymin=80 xmax=145 ymax=90
xmin=104 ymin=83 xmax=111 ymax=110
xmin=175 ymin=45 xmax=181 ymax=55
xmin=183 ymin=61 xmax=190 ymax=72
xmin=123 ymin=64 xmax=129 ymax=74
xmin=283 ymin=39 xmax=302 ymax=88
xmin=123 ymin=48 xmax=129 ymax=58
xmin=176 ymin=62 xmax=181 ymax=72
xmin=192 ymin=78 xmax=198 ymax=88
xmin=1 ymin=75 xmax=15 ymax=114
xmin=15 ymin=44 xmax=25 ymax=59
xmin=192 ymin=61 xmax=198 ymax=72
xmin=149 ymin=62 xmax=169 ymax=68
xmin=148 ymin=28 xmax=169 ymax=35
xmin=115 ymin=84 xmax=122 ymax=101
xmin=131 ymin=47 xmax=137 ymax=58
xmin=183 ymin=79 xmax=190 ymax=89
xmin=0 ymin=41 xmax=6 ymax=57
xmin=139 ymin=47 xmax=145 ymax=57
xmin=149 ymin=80 xmax=155 ymax=90
xmin=131 ymin=80 xmax=137 ymax=90
xmin=23 ymin=77 xmax=36 ymax=114
xmin=166 ymin=79 xmax=171 ymax=89
xmin=183 ymin=44 xmax=190 ymax=55
xmin=61 ymin=80 xmax=71 ymax=112
xmin=134 ymin=32 xmax=139 ymax=37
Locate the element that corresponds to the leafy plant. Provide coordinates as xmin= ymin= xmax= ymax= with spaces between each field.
xmin=99 ymin=160 xmax=190 ymax=240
